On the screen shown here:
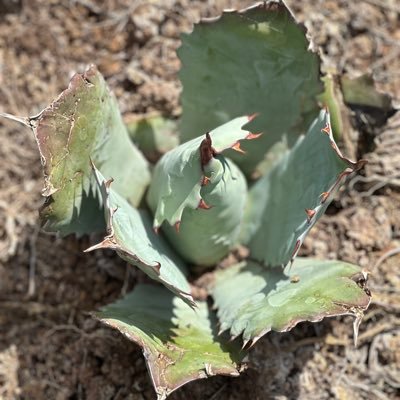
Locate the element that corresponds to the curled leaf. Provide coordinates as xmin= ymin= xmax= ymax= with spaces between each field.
xmin=147 ymin=116 xmax=259 ymax=266
xmin=86 ymin=166 xmax=194 ymax=307
xmin=31 ymin=65 xmax=150 ymax=235
xmin=95 ymin=284 xmax=244 ymax=399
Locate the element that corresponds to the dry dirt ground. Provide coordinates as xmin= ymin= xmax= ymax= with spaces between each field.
xmin=0 ymin=0 xmax=399 ymax=399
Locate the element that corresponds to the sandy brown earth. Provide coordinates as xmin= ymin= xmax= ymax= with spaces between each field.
xmin=0 ymin=0 xmax=399 ymax=399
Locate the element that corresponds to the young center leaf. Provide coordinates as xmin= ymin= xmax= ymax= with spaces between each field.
xmin=178 ymin=1 xmax=323 ymax=175
xmin=147 ymin=116 xmax=260 ymax=266
xmin=31 ymin=65 xmax=150 ymax=235
xmin=95 ymin=284 xmax=245 ymax=399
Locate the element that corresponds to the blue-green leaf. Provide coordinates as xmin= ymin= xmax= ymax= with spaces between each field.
xmin=178 ymin=2 xmax=323 ymax=176
xmin=32 ymin=65 xmax=150 ymax=235
xmin=96 ymin=284 xmax=244 ymax=399
xmin=211 ymin=258 xmax=371 ymax=345
xmin=243 ymin=109 xmax=365 ymax=267
xmin=147 ymin=116 xmax=257 ymax=266
xmin=86 ymin=166 xmax=194 ymax=307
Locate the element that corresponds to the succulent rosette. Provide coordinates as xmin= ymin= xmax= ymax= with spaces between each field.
xmin=5 ymin=2 xmax=373 ymax=398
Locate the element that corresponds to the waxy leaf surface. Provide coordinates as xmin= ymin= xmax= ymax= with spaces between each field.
xmin=147 ymin=115 xmax=254 ymax=228
xmin=147 ymin=116 xmax=254 ymax=265
xmin=211 ymin=258 xmax=371 ymax=344
xmin=86 ymin=167 xmax=194 ymax=306
xmin=243 ymin=109 xmax=363 ymax=267
xmin=96 ymin=284 xmax=244 ymax=399
xmin=178 ymin=1 xmax=322 ymax=175
xmin=33 ymin=66 xmax=150 ymax=235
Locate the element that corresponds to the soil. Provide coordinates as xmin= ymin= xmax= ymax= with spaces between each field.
xmin=0 ymin=1 xmax=399 ymax=399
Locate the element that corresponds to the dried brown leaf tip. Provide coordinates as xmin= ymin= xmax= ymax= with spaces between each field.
xmin=200 ymin=132 xmax=216 ymax=167
xmin=320 ymin=192 xmax=329 ymax=203
xmin=201 ymin=176 xmax=211 ymax=186
xmin=198 ymin=199 xmax=211 ymax=210
xmin=105 ymin=178 xmax=114 ymax=188
xmin=321 ymin=123 xmax=331 ymax=135
xmin=231 ymin=141 xmax=246 ymax=154
xmin=291 ymin=239 xmax=301 ymax=260
xmin=305 ymin=208 xmax=316 ymax=223
xmin=246 ymin=132 xmax=262 ymax=140
xmin=351 ymin=270 xmax=371 ymax=296
xmin=247 ymin=113 xmax=258 ymax=122
xmin=152 ymin=263 xmax=161 ymax=275
xmin=84 ymin=237 xmax=116 ymax=252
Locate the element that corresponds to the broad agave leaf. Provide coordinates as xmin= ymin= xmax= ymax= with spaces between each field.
xmin=178 ymin=1 xmax=322 ymax=175
xmin=3 ymin=1 xmax=377 ymax=397
xmin=242 ymin=109 xmax=366 ymax=267
xmin=95 ymin=284 xmax=244 ymax=400
xmin=86 ymin=167 xmax=194 ymax=306
xmin=211 ymin=258 xmax=371 ymax=345
xmin=125 ymin=113 xmax=179 ymax=163
xmin=147 ymin=116 xmax=259 ymax=266
xmin=31 ymin=65 xmax=150 ymax=235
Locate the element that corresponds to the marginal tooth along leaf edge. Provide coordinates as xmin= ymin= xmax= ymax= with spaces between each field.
xmin=85 ymin=162 xmax=196 ymax=308
xmin=289 ymin=110 xmax=367 ymax=265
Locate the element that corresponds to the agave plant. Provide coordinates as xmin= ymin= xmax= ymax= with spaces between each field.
xmin=5 ymin=1 xmax=373 ymax=399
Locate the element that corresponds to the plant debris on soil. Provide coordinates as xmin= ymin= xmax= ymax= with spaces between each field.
xmin=0 ymin=1 xmax=399 ymax=399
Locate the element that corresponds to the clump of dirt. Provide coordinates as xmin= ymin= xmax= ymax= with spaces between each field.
xmin=0 ymin=1 xmax=399 ymax=399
